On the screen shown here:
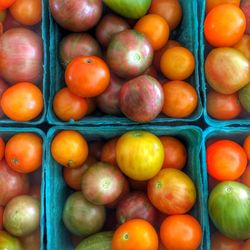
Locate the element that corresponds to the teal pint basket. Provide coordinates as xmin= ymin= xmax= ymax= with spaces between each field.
xmin=0 ymin=127 xmax=46 ymax=250
xmin=47 ymin=0 xmax=202 ymax=125
xmin=202 ymin=126 xmax=250 ymax=249
xmin=0 ymin=0 xmax=49 ymax=126
xmin=199 ymin=0 xmax=250 ymax=127
xmin=46 ymin=125 xmax=207 ymax=250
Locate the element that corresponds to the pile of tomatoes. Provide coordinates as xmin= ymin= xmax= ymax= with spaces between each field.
xmin=0 ymin=131 xmax=43 ymax=249
xmin=204 ymin=0 xmax=250 ymax=121
xmin=49 ymin=0 xmax=198 ymax=123
xmin=51 ymin=129 xmax=202 ymax=250
xmin=206 ymin=133 xmax=250 ymax=249
xmin=0 ymin=0 xmax=44 ymax=122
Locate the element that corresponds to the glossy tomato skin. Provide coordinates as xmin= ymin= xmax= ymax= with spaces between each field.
xmin=116 ymin=191 xmax=157 ymax=225
xmin=205 ymin=48 xmax=250 ymax=94
xmin=0 ymin=0 xmax=16 ymax=10
xmin=0 ymin=78 xmax=8 ymax=118
xmin=0 ymin=231 xmax=23 ymax=250
xmin=107 ymin=29 xmax=153 ymax=79
xmin=20 ymin=229 xmax=40 ymax=250
xmin=241 ymin=0 xmax=250 ymax=35
xmin=49 ymin=0 xmax=102 ymax=32
xmin=0 ymin=159 xmax=29 ymax=206
xmin=65 ymin=56 xmax=110 ymax=98
xmin=59 ymin=33 xmax=102 ymax=68
xmin=119 ymin=75 xmax=164 ymax=122
xmin=0 ymin=28 xmax=43 ymax=84
xmin=63 ymin=192 xmax=106 ymax=236
xmin=96 ymin=14 xmax=130 ymax=47
xmin=204 ymin=4 xmax=246 ymax=47
xmin=5 ymin=133 xmax=42 ymax=173
xmin=96 ymin=73 xmax=124 ymax=115
xmin=209 ymin=181 xmax=250 ymax=240
xmin=147 ymin=168 xmax=196 ymax=214
xmin=116 ymin=130 xmax=164 ymax=181
xmin=206 ymin=140 xmax=247 ymax=181
xmin=207 ymin=90 xmax=242 ymax=120
xmin=1 ymin=82 xmax=43 ymax=122
xmin=81 ymin=162 xmax=126 ymax=205
xmin=10 ymin=0 xmax=41 ymax=26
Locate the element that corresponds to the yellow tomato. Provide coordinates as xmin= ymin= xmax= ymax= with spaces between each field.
xmin=116 ymin=130 xmax=164 ymax=181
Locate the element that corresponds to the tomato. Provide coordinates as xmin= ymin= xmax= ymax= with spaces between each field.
xmin=206 ymin=140 xmax=247 ymax=181
xmin=209 ymin=181 xmax=250 ymax=240
xmin=112 ymin=219 xmax=158 ymax=250
xmin=89 ymin=140 xmax=103 ymax=160
xmin=239 ymin=83 xmax=250 ymax=113
xmin=0 ymin=159 xmax=29 ymax=206
xmin=100 ymin=137 xmax=118 ymax=166
xmin=116 ymin=130 xmax=164 ymax=181
xmin=243 ymin=135 xmax=250 ymax=160
xmin=0 ymin=231 xmax=23 ymax=250
xmin=81 ymin=162 xmax=126 ymax=205
xmin=134 ymin=14 xmax=169 ymax=50
xmin=0 ymin=207 xmax=3 ymax=230
xmin=233 ymin=34 xmax=250 ymax=61
xmin=20 ymin=229 xmax=40 ymax=250
xmin=162 ymin=81 xmax=198 ymax=118
xmin=242 ymin=239 xmax=250 ymax=250
xmin=51 ymin=130 xmax=88 ymax=168
xmin=159 ymin=136 xmax=187 ymax=169
xmin=238 ymin=165 xmax=250 ymax=188
xmin=160 ymin=214 xmax=202 ymax=250
xmin=106 ymin=29 xmax=153 ymax=79
xmin=65 ymin=56 xmax=110 ymax=98
xmin=147 ymin=168 xmax=196 ymax=214
xmin=10 ymin=0 xmax=41 ymax=26
xmin=63 ymin=156 xmax=96 ymax=190
xmin=3 ymin=195 xmax=40 ymax=237
xmin=0 ymin=0 xmax=16 ymax=10
xmin=0 ymin=78 xmax=8 ymax=118
xmin=206 ymin=0 xmax=240 ymax=13
xmin=116 ymin=192 xmax=157 ymax=225
xmin=204 ymin=4 xmax=246 ymax=47
xmin=211 ymin=231 xmax=243 ymax=250
xmin=0 ymin=10 xmax=6 ymax=22
xmin=160 ymin=46 xmax=195 ymax=80
xmin=149 ymin=0 xmax=182 ymax=30
xmin=206 ymin=90 xmax=242 ymax=120
xmin=241 ymin=0 xmax=250 ymax=35
xmin=5 ymin=133 xmax=42 ymax=173
xmin=1 ymin=82 xmax=43 ymax=122
xmin=205 ymin=48 xmax=250 ymax=94
xmin=59 ymin=33 xmax=102 ymax=68
xmin=0 ymin=137 xmax=4 ymax=160
xmin=95 ymin=14 xmax=130 ymax=47
xmin=49 ymin=0 xmax=102 ymax=32
xmin=53 ymin=87 xmax=88 ymax=122
xmin=63 ymin=192 xmax=105 ymax=236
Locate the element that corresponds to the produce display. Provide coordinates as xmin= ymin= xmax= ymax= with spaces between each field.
xmin=205 ymin=127 xmax=250 ymax=249
xmin=46 ymin=126 xmax=205 ymax=250
xmin=0 ymin=128 xmax=44 ymax=250
xmin=48 ymin=0 xmax=201 ymax=124
xmin=0 ymin=0 xmax=47 ymax=124
xmin=201 ymin=0 xmax=250 ymax=125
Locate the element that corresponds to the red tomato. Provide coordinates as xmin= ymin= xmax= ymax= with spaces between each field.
xmin=0 ymin=0 xmax=16 ymax=10
xmin=243 ymin=135 xmax=250 ymax=160
xmin=100 ymin=138 xmax=118 ymax=166
xmin=204 ymin=4 xmax=246 ymax=47
xmin=206 ymin=140 xmax=247 ymax=181
xmin=0 ymin=206 xmax=3 ymax=230
xmin=0 ymin=137 xmax=4 ymax=160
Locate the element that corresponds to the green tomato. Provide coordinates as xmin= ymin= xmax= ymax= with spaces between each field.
xmin=239 ymin=83 xmax=250 ymax=113
xmin=0 ymin=231 xmax=23 ymax=250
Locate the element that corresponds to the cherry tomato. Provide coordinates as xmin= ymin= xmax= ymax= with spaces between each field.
xmin=100 ymin=137 xmax=118 ymax=166
xmin=206 ymin=0 xmax=240 ymax=13
xmin=0 ymin=137 xmax=4 ymax=160
xmin=233 ymin=34 xmax=250 ymax=61
xmin=243 ymin=135 xmax=250 ymax=160
xmin=204 ymin=4 xmax=246 ymax=47
xmin=206 ymin=140 xmax=247 ymax=181
xmin=0 ymin=0 xmax=16 ymax=10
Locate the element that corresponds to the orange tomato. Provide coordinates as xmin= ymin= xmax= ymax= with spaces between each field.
xmin=1 ymin=82 xmax=43 ymax=122
xmin=243 ymin=135 xmax=250 ymax=160
xmin=233 ymin=34 xmax=250 ymax=61
xmin=65 ymin=56 xmax=110 ymax=98
xmin=160 ymin=46 xmax=195 ymax=80
xmin=51 ymin=130 xmax=88 ymax=168
xmin=162 ymin=81 xmax=198 ymax=118
xmin=112 ymin=219 xmax=158 ymax=250
xmin=0 ymin=137 xmax=4 ymax=160
xmin=159 ymin=136 xmax=187 ymax=169
xmin=204 ymin=4 xmax=246 ymax=47
xmin=53 ymin=87 xmax=89 ymax=122
xmin=206 ymin=0 xmax=240 ymax=13
xmin=5 ymin=133 xmax=42 ymax=173
xmin=0 ymin=0 xmax=16 ymax=10
xmin=160 ymin=214 xmax=202 ymax=250
xmin=100 ymin=137 xmax=118 ymax=166
xmin=134 ymin=14 xmax=169 ymax=50
xmin=149 ymin=0 xmax=182 ymax=30
xmin=10 ymin=0 xmax=41 ymax=26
